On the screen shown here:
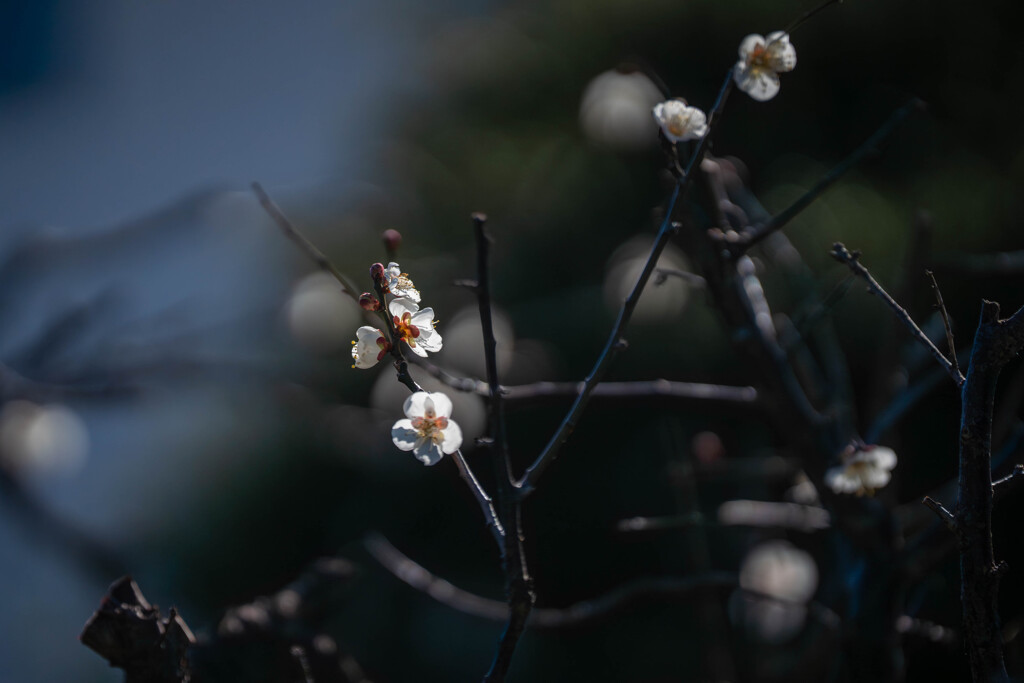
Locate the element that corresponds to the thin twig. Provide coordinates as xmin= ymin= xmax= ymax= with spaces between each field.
xmin=993 ymin=463 xmax=1024 ymax=503
xmin=782 ymin=0 xmax=844 ymax=35
xmin=926 ymin=270 xmax=961 ymax=380
xmin=515 ymin=67 xmax=735 ymax=498
xmin=251 ymin=182 xmax=361 ymax=301
xmin=831 ymin=242 xmax=964 ymax=386
xmin=451 ymin=450 xmax=505 ymax=548
xmin=921 ymin=495 xmax=957 ymax=534
xmin=737 ymin=100 xmax=923 ymax=255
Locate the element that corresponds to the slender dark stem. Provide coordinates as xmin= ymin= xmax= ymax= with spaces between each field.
xmin=515 ymin=68 xmax=735 ymax=498
xmin=782 ymin=0 xmax=844 ymax=35
xmin=992 ymin=463 xmax=1024 ymax=502
xmin=251 ymin=182 xmax=361 ymax=301
xmin=921 ymin=495 xmax=957 ymax=534
xmin=926 ymin=270 xmax=961 ymax=380
xmin=473 ymin=214 xmax=534 ymax=683
xmin=831 ymin=242 xmax=964 ymax=387
xmin=737 ymin=100 xmax=923 ymax=255
xmin=452 ymin=450 xmax=505 ymax=548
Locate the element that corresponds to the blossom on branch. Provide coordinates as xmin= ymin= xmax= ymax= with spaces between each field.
xmin=391 ymin=391 xmax=463 ymax=465
xmin=652 ymin=99 xmax=708 ymax=143
xmin=825 ymin=444 xmax=897 ymax=496
xmin=386 ymin=262 xmax=421 ymax=302
xmin=389 ymin=297 xmax=442 ymax=357
xmin=734 ymin=31 xmax=797 ymax=102
xmin=351 ymin=326 xmax=391 ymax=369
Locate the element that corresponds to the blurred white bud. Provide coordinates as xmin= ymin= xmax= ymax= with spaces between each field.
xmin=286 ymin=272 xmax=362 ymax=355
xmin=603 ymin=238 xmax=692 ymax=322
xmin=0 ymin=401 xmax=88 ymax=477
xmin=580 ymin=69 xmax=664 ymax=150
xmin=732 ymin=540 xmax=818 ymax=643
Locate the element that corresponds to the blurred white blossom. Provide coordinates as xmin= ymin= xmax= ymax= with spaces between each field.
xmin=652 ymin=99 xmax=708 ymax=143
xmin=733 ymin=540 xmax=818 ymax=643
xmin=351 ymin=326 xmax=390 ymax=369
xmin=580 ymin=69 xmax=664 ymax=150
xmin=0 ymin=401 xmax=88 ymax=477
xmin=287 ymin=272 xmax=362 ymax=354
xmin=734 ymin=31 xmax=797 ymax=101
xmin=825 ymin=444 xmax=897 ymax=496
xmin=391 ymin=391 xmax=463 ymax=465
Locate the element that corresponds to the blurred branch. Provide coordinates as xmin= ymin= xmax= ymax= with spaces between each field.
xmin=364 ymin=534 xmax=738 ymax=630
xmin=736 ymin=100 xmax=923 ymax=255
xmin=926 ymin=270 xmax=962 ymax=381
xmin=409 ymin=356 xmax=760 ymax=408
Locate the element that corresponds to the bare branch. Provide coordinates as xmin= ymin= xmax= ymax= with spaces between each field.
xmin=737 ymin=100 xmax=923 ymax=255
xmin=922 ymin=495 xmax=957 ymax=534
xmin=831 ymin=242 xmax=964 ymax=386
xmin=515 ymin=66 xmax=736 ymax=498
xmin=251 ymin=182 xmax=361 ymax=301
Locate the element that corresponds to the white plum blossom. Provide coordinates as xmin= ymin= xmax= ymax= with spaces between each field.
xmin=825 ymin=444 xmax=897 ymax=496
xmin=391 ymin=391 xmax=463 ymax=465
xmin=351 ymin=326 xmax=391 ymax=369
xmin=734 ymin=31 xmax=797 ymax=102
xmin=652 ymin=99 xmax=708 ymax=143
xmin=386 ymin=262 xmax=421 ymax=302
xmin=389 ymin=297 xmax=442 ymax=357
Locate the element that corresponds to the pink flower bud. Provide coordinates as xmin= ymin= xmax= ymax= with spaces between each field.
xmin=359 ymin=292 xmax=382 ymax=311
xmin=369 ymin=262 xmax=386 ymax=282
xmin=382 ymin=229 xmax=402 ymax=253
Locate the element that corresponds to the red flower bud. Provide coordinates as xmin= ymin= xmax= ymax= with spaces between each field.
xmin=369 ymin=262 xmax=386 ymax=282
xmin=382 ymin=229 xmax=402 ymax=253
xmin=359 ymin=292 xmax=382 ymax=311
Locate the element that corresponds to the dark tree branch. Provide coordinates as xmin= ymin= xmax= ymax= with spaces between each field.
xmin=515 ymin=66 xmax=735 ymax=498
xmin=252 ymin=182 xmax=361 ymax=301
xmin=736 ymin=100 xmax=922 ymax=255
xmin=472 ymin=214 xmax=534 ymax=683
xmin=992 ymin=464 xmax=1024 ymax=503
xmin=831 ymin=242 xmax=965 ymax=386
xmin=950 ymin=300 xmax=1024 ymax=682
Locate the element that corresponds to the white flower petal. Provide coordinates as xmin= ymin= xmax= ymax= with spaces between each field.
xmin=766 ymin=33 xmax=796 ymax=72
xmin=440 ymin=419 xmax=463 ymax=454
xmin=738 ymin=33 xmax=766 ymax=60
xmin=652 ymin=99 xmax=708 ymax=143
xmin=391 ymin=420 xmax=419 ymax=451
xmin=403 ymin=392 xmax=430 ymax=418
xmin=734 ymin=64 xmax=780 ymax=102
xmin=869 ymin=446 xmax=897 ymax=471
xmin=351 ymin=326 xmax=386 ymax=368
xmin=389 ymin=297 xmax=419 ymax=318
xmin=413 ymin=438 xmax=445 ymax=465
xmin=426 ymin=392 xmax=453 ymax=419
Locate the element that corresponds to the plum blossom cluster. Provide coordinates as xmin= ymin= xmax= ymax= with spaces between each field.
xmin=825 ymin=444 xmax=897 ymax=496
xmin=391 ymin=391 xmax=463 ymax=466
xmin=351 ymin=262 xmax=442 ymax=369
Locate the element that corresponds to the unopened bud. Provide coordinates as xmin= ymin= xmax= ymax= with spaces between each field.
xmin=382 ymin=229 xmax=402 ymax=253
xmin=369 ymin=262 xmax=386 ymax=283
xmin=359 ymin=292 xmax=381 ymax=311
